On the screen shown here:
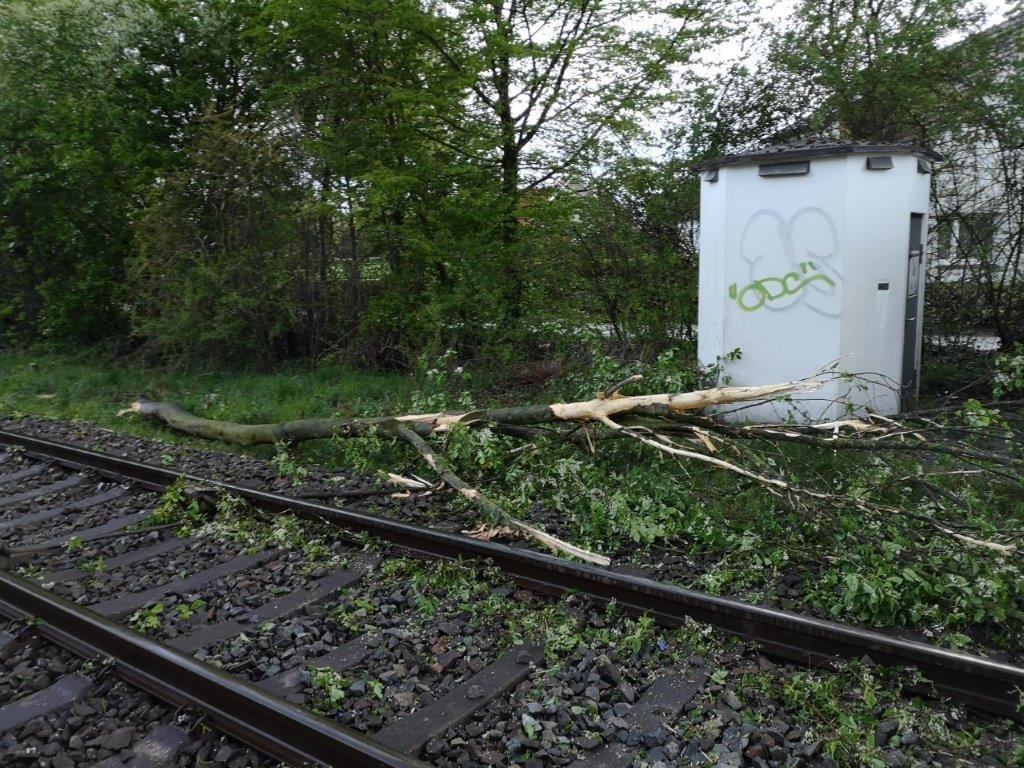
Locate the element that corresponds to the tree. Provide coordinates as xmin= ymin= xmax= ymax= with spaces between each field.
xmin=254 ymin=0 xmax=469 ymax=363
xmin=928 ymin=16 xmax=1024 ymax=347
xmin=568 ymin=158 xmax=700 ymax=353
xmin=418 ymin=0 xmax=732 ymax=326
xmin=0 ymin=0 xmax=141 ymax=346
xmin=768 ymin=0 xmax=988 ymax=142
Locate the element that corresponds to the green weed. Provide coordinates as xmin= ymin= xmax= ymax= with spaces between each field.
xmin=129 ymin=602 xmax=165 ymax=632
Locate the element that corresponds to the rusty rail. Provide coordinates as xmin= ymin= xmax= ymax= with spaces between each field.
xmin=2 ymin=428 xmax=1022 ymax=718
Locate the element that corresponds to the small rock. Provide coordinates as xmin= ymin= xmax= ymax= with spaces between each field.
xmin=801 ymin=740 xmax=822 ymax=758
xmin=437 ymin=620 xmax=462 ymax=636
xmin=521 ymin=713 xmax=541 ymax=736
xmin=875 ymin=719 xmax=900 ymax=746
xmin=664 ymin=740 xmax=681 ymax=760
xmin=596 ymin=654 xmax=621 ymax=684
xmin=574 ymin=735 xmax=601 ymax=750
xmin=643 ymin=726 xmax=665 ymax=748
xmin=618 ymin=680 xmax=636 ymax=703
xmin=102 ymin=726 xmax=134 ymax=751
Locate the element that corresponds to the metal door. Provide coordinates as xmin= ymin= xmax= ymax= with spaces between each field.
xmin=901 ymin=214 xmax=924 ymax=411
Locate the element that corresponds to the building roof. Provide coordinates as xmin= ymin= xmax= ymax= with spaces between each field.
xmin=693 ymin=137 xmax=943 ymax=172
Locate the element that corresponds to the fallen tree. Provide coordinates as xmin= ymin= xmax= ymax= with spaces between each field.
xmin=125 ymin=374 xmax=1022 ymax=561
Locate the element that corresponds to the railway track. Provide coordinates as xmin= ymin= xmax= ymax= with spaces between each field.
xmin=0 ymin=426 xmax=1021 ymax=768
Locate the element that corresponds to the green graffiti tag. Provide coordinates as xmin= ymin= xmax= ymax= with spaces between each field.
xmin=728 ymin=261 xmax=837 ymax=312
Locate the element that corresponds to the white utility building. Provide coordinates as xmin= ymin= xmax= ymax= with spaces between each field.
xmin=696 ymin=139 xmax=941 ymax=422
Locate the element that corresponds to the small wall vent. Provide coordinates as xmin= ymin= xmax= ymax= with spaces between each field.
xmin=759 ymin=161 xmax=810 ymax=177
xmin=866 ymin=156 xmax=893 ymax=170
xmin=917 ymin=158 xmax=932 ymax=174
xmin=703 ymin=168 xmax=719 ymax=183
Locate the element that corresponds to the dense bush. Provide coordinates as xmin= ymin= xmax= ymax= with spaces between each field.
xmin=2 ymin=0 xmax=1020 ymax=373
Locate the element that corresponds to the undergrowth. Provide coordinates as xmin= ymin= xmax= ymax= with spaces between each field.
xmin=3 ymin=347 xmax=1023 ymax=651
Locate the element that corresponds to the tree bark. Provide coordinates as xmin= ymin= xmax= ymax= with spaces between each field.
xmin=127 ymin=380 xmax=820 ymax=445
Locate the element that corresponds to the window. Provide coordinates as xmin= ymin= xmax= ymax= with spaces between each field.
xmin=957 ymin=212 xmax=998 ymax=263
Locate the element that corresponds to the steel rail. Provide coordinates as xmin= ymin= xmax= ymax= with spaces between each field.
xmin=2 ymin=428 xmax=1022 ymax=718
xmin=0 ymin=571 xmax=426 ymax=768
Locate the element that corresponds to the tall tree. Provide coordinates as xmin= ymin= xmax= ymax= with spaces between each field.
xmin=0 ymin=0 xmax=141 ymax=345
xmin=769 ymin=0 xmax=988 ymax=142
xmin=255 ymin=0 xmax=466 ymax=355
xmin=419 ymin=0 xmax=732 ymax=324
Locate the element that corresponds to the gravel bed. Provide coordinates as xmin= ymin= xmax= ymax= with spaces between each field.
xmin=196 ymin=557 xmax=403 ymax=683
xmin=0 ymin=472 xmax=112 ymax=523
xmin=0 ymin=631 xmax=69 ymax=706
xmin=307 ymin=596 xmax=510 ymax=734
xmin=432 ymin=603 xmax=1021 ymax=768
xmin=47 ymin=535 xmax=245 ymax=606
xmin=433 ymin=649 xmax=661 ymax=767
xmin=3 ymin=485 xmax=155 ymax=547
xmin=2 ymin=416 xmax=1022 ymax=767
xmin=0 ymin=416 xmax=357 ymax=494
xmin=198 ymin=607 xmax=358 ymax=682
xmin=132 ymin=544 xmax=361 ymax=641
xmin=24 ymin=527 xmax=179 ymax=574
xmin=0 ymin=621 xmax=284 ymax=767
xmin=3 ymin=416 xmax=1020 ymax=663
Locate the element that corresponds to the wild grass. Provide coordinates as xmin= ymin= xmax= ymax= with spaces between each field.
xmin=0 ymin=350 xmax=416 ymax=457
xmin=2 ymin=349 xmax=1022 ymax=652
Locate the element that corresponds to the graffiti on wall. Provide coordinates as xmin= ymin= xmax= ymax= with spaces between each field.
xmin=729 ymin=261 xmax=836 ymax=312
xmin=731 ymin=207 xmax=841 ymax=317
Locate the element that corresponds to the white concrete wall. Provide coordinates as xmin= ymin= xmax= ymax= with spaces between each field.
xmin=697 ymin=171 xmax=727 ymax=374
xmin=839 ymin=154 xmax=930 ymax=415
xmin=698 ymin=152 xmax=932 ymax=422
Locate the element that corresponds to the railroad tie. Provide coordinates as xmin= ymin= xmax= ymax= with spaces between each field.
xmin=373 ymin=643 xmax=546 ymax=755
xmin=90 ymin=550 xmax=280 ymax=619
xmin=0 ymin=673 xmax=93 ymax=733
xmin=0 ymin=473 xmax=87 ymax=509
xmin=566 ymin=669 xmax=708 ymax=768
xmin=0 ymin=629 xmax=18 ymax=658
xmin=93 ymin=723 xmax=192 ymax=768
xmin=39 ymin=535 xmax=199 ymax=584
xmin=258 ymin=636 xmax=372 ymax=700
xmin=26 ymin=508 xmax=152 ymax=551
xmin=0 ymin=486 xmax=128 ymax=534
xmin=0 ymin=464 xmax=47 ymax=487
xmin=168 ymin=556 xmax=377 ymax=653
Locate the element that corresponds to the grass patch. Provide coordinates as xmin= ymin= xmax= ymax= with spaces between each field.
xmin=0 ymin=350 xmax=416 ymax=458
xmin=2 ymin=349 xmax=1022 ymax=653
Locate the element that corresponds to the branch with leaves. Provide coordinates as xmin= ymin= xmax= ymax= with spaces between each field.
xmin=126 ymin=370 xmax=1022 ymax=561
